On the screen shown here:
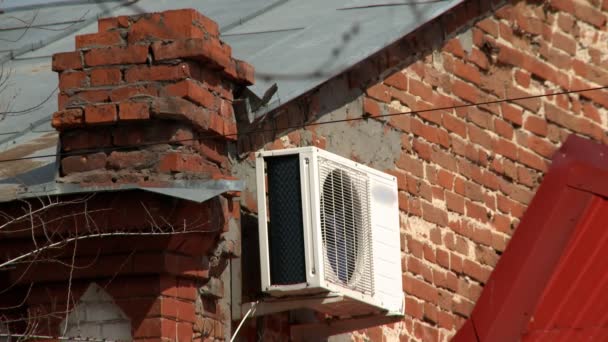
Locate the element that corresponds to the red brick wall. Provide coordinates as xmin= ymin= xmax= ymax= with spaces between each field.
xmin=373 ymin=2 xmax=607 ymax=339
xmin=235 ymin=0 xmax=608 ymax=341
xmin=0 ymin=190 xmax=239 ymax=341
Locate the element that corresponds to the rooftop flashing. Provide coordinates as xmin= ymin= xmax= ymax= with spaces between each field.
xmin=0 ymin=178 xmax=244 ymax=203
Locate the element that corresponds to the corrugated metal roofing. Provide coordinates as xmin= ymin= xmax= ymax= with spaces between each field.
xmin=0 ymin=0 xmax=462 ymax=200
xmin=452 ymin=135 xmax=608 ymax=342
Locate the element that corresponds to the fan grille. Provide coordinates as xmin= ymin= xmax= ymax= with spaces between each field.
xmin=319 ymin=157 xmax=374 ymax=295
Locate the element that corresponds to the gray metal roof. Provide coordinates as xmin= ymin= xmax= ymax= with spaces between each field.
xmin=0 ymin=0 xmax=462 ymax=201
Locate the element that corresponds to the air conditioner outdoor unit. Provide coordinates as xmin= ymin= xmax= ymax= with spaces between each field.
xmin=256 ymin=147 xmax=404 ymax=317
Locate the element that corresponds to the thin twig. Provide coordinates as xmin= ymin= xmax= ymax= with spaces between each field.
xmin=61 ymin=234 xmax=78 ymax=336
xmin=0 ymin=230 xmax=217 ymax=270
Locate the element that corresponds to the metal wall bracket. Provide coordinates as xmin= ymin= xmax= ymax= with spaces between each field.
xmin=239 ymin=293 xmax=345 ymax=318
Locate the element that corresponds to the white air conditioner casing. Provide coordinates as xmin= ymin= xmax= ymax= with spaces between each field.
xmin=256 ymin=147 xmax=404 ymax=316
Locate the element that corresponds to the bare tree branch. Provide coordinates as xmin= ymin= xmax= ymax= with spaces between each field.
xmin=0 ymin=333 xmax=121 ymax=342
xmin=0 ymin=229 xmax=215 ymax=270
xmin=61 ymin=234 xmax=78 ymax=336
xmin=0 ymin=10 xmax=39 ymax=43
xmin=0 ymin=283 xmax=32 ymax=310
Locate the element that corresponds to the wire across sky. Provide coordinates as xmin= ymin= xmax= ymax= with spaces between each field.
xmin=0 ymin=85 xmax=605 ymax=164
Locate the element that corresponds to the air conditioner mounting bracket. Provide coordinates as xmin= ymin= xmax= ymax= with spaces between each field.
xmin=239 ymin=293 xmax=345 ymax=318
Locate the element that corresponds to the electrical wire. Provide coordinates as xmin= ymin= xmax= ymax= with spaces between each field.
xmin=0 ymin=85 xmax=606 ymax=165
xmin=230 ymin=301 xmax=258 ymax=342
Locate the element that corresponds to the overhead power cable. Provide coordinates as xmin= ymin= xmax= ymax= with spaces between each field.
xmin=0 ymin=85 xmax=605 ymax=165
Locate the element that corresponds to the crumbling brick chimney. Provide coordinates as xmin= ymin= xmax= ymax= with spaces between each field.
xmin=21 ymin=10 xmax=250 ymax=341
xmin=51 ymin=9 xmax=253 ymax=184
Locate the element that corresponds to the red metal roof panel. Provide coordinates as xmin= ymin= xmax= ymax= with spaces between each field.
xmin=452 ymin=135 xmax=608 ymax=342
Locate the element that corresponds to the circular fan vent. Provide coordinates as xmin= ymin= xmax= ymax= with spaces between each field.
xmin=320 ymin=169 xmax=363 ymax=284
